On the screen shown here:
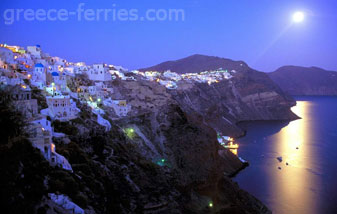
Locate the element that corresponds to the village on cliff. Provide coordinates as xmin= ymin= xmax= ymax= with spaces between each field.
xmin=0 ymin=44 xmax=239 ymax=213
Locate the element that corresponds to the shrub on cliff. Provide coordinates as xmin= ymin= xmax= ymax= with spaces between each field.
xmin=52 ymin=120 xmax=78 ymax=135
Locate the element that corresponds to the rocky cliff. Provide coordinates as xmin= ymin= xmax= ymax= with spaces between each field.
xmin=1 ymin=90 xmax=270 ymax=214
xmin=268 ymin=66 xmax=337 ymax=96
xmin=2 ymin=54 xmax=300 ymax=214
xmin=140 ymin=55 xmax=298 ymax=136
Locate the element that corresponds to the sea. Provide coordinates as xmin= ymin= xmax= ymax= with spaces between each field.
xmin=234 ymin=96 xmax=337 ymax=214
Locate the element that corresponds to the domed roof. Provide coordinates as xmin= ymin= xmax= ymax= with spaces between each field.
xmin=35 ymin=63 xmax=44 ymax=68
xmin=51 ymin=72 xmax=59 ymax=76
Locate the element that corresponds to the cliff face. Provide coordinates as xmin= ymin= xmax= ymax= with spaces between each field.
xmin=169 ymin=65 xmax=298 ymax=137
xmin=269 ymin=66 xmax=337 ymax=95
xmin=140 ymin=54 xmax=297 ymax=136
xmin=53 ymin=103 xmax=270 ymax=214
xmin=2 ymin=54 xmax=298 ymax=214
xmin=0 ymin=88 xmax=270 ymax=213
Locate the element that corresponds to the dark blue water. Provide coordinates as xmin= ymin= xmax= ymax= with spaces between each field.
xmin=234 ymin=96 xmax=337 ymax=214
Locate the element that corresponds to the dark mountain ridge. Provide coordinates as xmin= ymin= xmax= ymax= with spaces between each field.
xmin=268 ymin=65 xmax=337 ymax=96
xmin=140 ymin=54 xmax=248 ymax=74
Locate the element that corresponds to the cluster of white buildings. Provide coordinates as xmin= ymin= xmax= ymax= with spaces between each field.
xmin=0 ymin=43 xmax=142 ymax=214
xmin=0 ymin=84 xmax=72 ymax=171
xmin=0 ymin=44 xmax=135 ymax=173
xmin=132 ymin=69 xmax=235 ymax=89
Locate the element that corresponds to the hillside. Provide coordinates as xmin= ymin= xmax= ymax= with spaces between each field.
xmin=1 ymin=47 xmax=298 ymax=213
xmin=268 ymin=66 xmax=337 ymax=96
xmin=139 ymin=54 xmax=249 ymax=74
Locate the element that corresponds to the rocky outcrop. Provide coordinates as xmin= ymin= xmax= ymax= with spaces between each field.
xmin=139 ymin=54 xmax=298 ymax=136
xmin=75 ymin=103 xmax=270 ymax=213
xmin=169 ymin=65 xmax=298 ymax=137
xmin=269 ymin=66 xmax=337 ymax=95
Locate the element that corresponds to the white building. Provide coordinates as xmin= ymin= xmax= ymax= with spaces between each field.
xmin=95 ymin=82 xmax=113 ymax=97
xmin=2 ymin=84 xmax=38 ymax=118
xmin=87 ymin=64 xmax=111 ymax=81
xmin=163 ymin=70 xmax=182 ymax=81
xmin=64 ymin=66 xmax=75 ymax=76
xmin=28 ymin=123 xmax=72 ymax=171
xmin=28 ymin=123 xmax=53 ymax=161
xmin=27 ymin=45 xmax=42 ymax=58
xmin=51 ymin=71 xmax=67 ymax=92
xmin=49 ymin=56 xmax=66 ymax=67
xmin=46 ymin=95 xmax=77 ymax=121
xmin=104 ymin=98 xmax=131 ymax=117
xmin=31 ymin=115 xmax=53 ymax=134
xmin=31 ymin=63 xmax=47 ymax=87
xmin=74 ymin=64 xmax=88 ymax=74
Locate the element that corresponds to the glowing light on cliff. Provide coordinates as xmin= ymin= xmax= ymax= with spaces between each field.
xmin=124 ymin=127 xmax=136 ymax=139
xmin=230 ymin=149 xmax=238 ymax=156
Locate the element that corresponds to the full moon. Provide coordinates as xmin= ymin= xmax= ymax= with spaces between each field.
xmin=293 ymin=11 xmax=305 ymax=23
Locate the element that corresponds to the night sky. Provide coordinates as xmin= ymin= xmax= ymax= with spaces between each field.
xmin=1 ymin=0 xmax=336 ymax=72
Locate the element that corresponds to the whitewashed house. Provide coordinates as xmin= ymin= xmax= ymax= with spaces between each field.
xmin=28 ymin=123 xmax=53 ymax=161
xmin=51 ymin=71 xmax=67 ymax=92
xmin=31 ymin=115 xmax=53 ymax=134
xmin=27 ymin=45 xmax=42 ymax=58
xmin=49 ymin=56 xmax=66 ymax=67
xmin=46 ymin=95 xmax=77 ymax=121
xmin=2 ymin=84 xmax=38 ymax=118
xmin=95 ymin=82 xmax=113 ymax=97
xmin=28 ymin=123 xmax=72 ymax=171
xmin=64 ymin=66 xmax=75 ymax=77
xmin=77 ymin=86 xmax=89 ymax=101
xmin=104 ymin=98 xmax=131 ymax=117
xmin=87 ymin=64 xmax=111 ymax=81
xmin=31 ymin=63 xmax=47 ymax=88
xmin=74 ymin=64 xmax=88 ymax=74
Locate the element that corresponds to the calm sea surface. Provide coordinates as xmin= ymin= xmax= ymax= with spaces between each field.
xmin=234 ymin=96 xmax=337 ymax=214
